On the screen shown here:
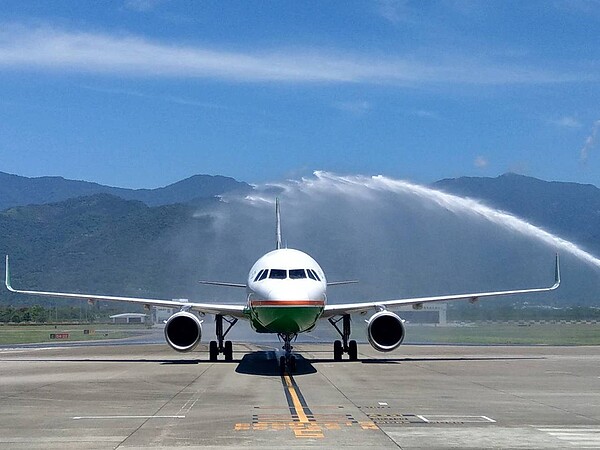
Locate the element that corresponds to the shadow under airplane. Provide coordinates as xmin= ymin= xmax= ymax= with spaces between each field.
xmin=235 ymin=351 xmax=317 ymax=376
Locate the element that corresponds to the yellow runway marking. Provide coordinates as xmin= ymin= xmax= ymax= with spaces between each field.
xmin=234 ymin=372 xmax=379 ymax=438
xmin=283 ymin=374 xmax=324 ymax=437
xmin=283 ymin=374 xmax=309 ymax=423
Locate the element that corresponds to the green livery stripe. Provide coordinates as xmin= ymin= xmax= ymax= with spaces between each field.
xmin=250 ymin=305 xmax=323 ymax=334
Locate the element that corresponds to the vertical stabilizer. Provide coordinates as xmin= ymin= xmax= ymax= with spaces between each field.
xmin=276 ymin=198 xmax=282 ymax=250
xmin=5 ymin=255 xmax=11 ymax=290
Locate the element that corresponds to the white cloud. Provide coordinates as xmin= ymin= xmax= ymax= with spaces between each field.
xmin=80 ymin=85 xmax=229 ymax=110
xmin=375 ymin=0 xmax=413 ymax=24
xmin=474 ymin=156 xmax=488 ymax=168
xmin=123 ymin=0 xmax=166 ymax=12
xmin=0 ymin=24 xmax=592 ymax=86
xmin=411 ymin=110 xmax=440 ymax=120
xmin=332 ymin=100 xmax=371 ymax=115
xmin=580 ymin=119 xmax=600 ymax=164
xmin=507 ymin=161 xmax=529 ymax=175
xmin=553 ymin=0 xmax=600 ymax=16
xmin=551 ymin=116 xmax=582 ymax=128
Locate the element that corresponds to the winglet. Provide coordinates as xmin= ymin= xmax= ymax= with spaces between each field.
xmin=553 ymin=253 xmax=561 ymax=289
xmin=275 ymin=198 xmax=282 ymax=250
xmin=5 ymin=255 xmax=14 ymax=292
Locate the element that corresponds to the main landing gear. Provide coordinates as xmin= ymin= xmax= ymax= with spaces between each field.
xmin=278 ymin=333 xmax=297 ymax=374
xmin=328 ymin=314 xmax=358 ymax=361
xmin=209 ymin=314 xmax=238 ymax=362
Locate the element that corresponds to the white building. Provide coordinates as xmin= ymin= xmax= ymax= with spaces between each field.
xmin=397 ymin=303 xmax=447 ymax=325
xmin=153 ymin=306 xmax=176 ymax=323
xmin=110 ymin=313 xmax=148 ymax=324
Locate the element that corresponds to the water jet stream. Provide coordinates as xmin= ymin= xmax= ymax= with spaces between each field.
xmin=179 ymin=171 xmax=600 ymax=311
xmin=245 ymin=171 xmax=600 ymax=271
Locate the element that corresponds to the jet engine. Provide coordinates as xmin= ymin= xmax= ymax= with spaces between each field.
xmin=164 ymin=311 xmax=203 ymax=352
xmin=366 ymin=310 xmax=405 ymax=352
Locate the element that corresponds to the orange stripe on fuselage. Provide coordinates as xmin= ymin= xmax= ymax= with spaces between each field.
xmin=250 ymin=300 xmax=325 ymax=307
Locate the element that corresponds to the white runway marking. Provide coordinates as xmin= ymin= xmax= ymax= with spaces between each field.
xmin=73 ymin=415 xmax=185 ymax=420
xmin=480 ymin=416 xmax=496 ymax=423
xmin=538 ymin=427 xmax=600 ymax=448
xmin=418 ymin=415 xmax=496 ymax=423
xmin=0 ymin=347 xmax=53 ymax=354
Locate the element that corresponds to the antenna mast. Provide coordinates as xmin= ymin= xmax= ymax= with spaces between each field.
xmin=276 ymin=198 xmax=282 ymax=250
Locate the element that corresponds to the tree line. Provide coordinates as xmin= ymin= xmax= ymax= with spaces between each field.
xmin=0 ymin=305 xmax=125 ymax=323
xmin=449 ymin=304 xmax=600 ymax=321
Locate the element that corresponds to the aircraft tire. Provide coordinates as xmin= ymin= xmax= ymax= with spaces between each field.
xmin=209 ymin=341 xmax=218 ymax=361
xmin=289 ymin=355 xmax=296 ymax=372
xmin=333 ymin=340 xmax=343 ymax=361
xmin=279 ymin=356 xmax=286 ymax=374
xmin=348 ymin=340 xmax=358 ymax=361
xmin=224 ymin=340 xmax=233 ymax=361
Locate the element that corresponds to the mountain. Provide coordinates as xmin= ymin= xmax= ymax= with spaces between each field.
xmin=0 ymin=171 xmax=253 ymax=307
xmin=433 ymin=173 xmax=600 ymax=254
xmin=110 ymin=174 xmax=252 ymax=206
xmin=0 ymin=171 xmax=252 ymax=210
xmin=2 ymin=171 xmax=600 ymax=309
xmin=0 ymin=194 xmax=222 ymax=305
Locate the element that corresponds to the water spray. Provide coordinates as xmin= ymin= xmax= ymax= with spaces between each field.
xmin=239 ymin=171 xmax=600 ymax=271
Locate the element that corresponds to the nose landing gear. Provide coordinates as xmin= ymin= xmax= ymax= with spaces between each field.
xmin=278 ymin=333 xmax=297 ymax=374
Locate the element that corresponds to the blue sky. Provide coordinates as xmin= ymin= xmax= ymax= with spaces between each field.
xmin=0 ymin=0 xmax=599 ymax=188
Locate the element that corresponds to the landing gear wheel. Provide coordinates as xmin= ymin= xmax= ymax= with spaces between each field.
xmin=333 ymin=340 xmax=343 ymax=361
xmin=224 ymin=340 xmax=233 ymax=361
xmin=279 ymin=356 xmax=286 ymax=375
xmin=289 ymin=355 xmax=296 ymax=372
xmin=209 ymin=341 xmax=218 ymax=362
xmin=348 ymin=340 xmax=358 ymax=361
xmin=213 ymin=314 xmax=238 ymax=362
xmin=329 ymin=314 xmax=354 ymax=361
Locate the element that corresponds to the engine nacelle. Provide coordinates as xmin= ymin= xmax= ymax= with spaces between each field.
xmin=366 ymin=310 xmax=405 ymax=352
xmin=164 ymin=311 xmax=203 ymax=352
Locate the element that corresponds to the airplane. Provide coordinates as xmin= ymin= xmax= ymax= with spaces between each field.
xmin=5 ymin=199 xmax=560 ymax=373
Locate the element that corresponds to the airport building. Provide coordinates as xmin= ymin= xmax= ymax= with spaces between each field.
xmin=109 ymin=313 xmax=148 ymax=324
xmin=153 ymin=306 xmax=176 ymax=323
xmin=153 ymin=300 xmax=189 ymax=323
xmin=396 ymin=302 xmax=447 ymax=325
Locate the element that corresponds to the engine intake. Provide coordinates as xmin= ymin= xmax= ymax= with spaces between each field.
xmin=366 ymin=310 xmax=405 ymax=352
xmin=164 ymin=311 xmax=203 ymax=352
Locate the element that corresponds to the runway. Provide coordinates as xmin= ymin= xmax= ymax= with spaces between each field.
xmin=1 ymin=343 xmax=600 ymax=449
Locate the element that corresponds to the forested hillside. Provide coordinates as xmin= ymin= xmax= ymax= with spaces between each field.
xmin=434 ymin=173 xmax=600 ymax=255
xmin=0 ymin=171 xmax=252 ymax=210
xmin=0 ymin=194 xmax=221 ymax=305
xmin=2 ymin=172 xmax=599 ymax=309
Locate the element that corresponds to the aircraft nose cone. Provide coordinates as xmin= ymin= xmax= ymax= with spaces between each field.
xmin=267 ymin=286 xmax=310 ymax=301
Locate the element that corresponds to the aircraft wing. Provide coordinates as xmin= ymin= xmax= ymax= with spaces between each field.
xmin=322 ymin=254 xmax=560 ymax=318
xmin=4 ymin=256 xmax=247 ymax=318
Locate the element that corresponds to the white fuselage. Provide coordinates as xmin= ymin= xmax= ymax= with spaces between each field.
xmin=245 ymin=249 xmax=327 ymax=334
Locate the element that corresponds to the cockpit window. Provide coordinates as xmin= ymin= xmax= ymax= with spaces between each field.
xmin=253 ymin=269 xmax=269 ymax=282
xmin=289 ymin=269 xmax=306 ymax=279
xmin=308 ymin=269 xmax=321 ymax=281
xmin=258 ymin=269 xmax=269 ymax=281
xmin=269 ymin=269 xmax=287 ymax=279
xmin=253 ymin=269 xmax=265 ymax=282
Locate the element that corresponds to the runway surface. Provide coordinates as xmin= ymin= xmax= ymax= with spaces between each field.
xmin=1 ymin=342 xmax=600 ymax=449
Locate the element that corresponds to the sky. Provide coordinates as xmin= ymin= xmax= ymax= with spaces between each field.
xmin=0 ymin=0 xmax=599 ymax=189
